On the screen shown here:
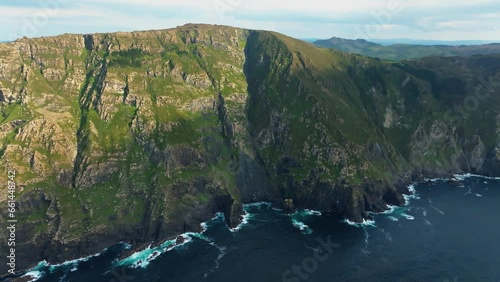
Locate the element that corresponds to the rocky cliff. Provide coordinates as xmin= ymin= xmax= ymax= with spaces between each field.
xmin=0 ymin=24 xmax=499 ymax=274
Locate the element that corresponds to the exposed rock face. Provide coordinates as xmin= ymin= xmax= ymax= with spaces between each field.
xmin=0 ymin=24 xmax=499 ymax=274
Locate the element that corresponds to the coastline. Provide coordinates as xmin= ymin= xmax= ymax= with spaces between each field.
xmin=5 ymin=172 xmax=499 ymax=281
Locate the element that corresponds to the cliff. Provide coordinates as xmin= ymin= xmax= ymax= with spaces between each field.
xmin=0 ymin=24 xmax=499 ymax=274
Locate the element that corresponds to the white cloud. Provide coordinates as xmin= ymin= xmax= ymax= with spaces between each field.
xmin=0 ymin=0 xmax=499 ymax=41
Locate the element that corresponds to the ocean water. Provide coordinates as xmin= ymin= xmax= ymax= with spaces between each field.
xmin=7 ymin=174 xmax=500 ymax=282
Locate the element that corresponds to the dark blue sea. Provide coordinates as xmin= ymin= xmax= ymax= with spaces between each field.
xmin=10 ymin=174 xmax=500 ymax=282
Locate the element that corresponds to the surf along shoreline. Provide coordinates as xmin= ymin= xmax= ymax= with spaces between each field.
xmin=5 ymin=173 xmax=499 ymax=281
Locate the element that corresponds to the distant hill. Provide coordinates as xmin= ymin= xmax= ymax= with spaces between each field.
xmin=370 ymin=39 xmax=498 ymax=46
xmin=314 ymin=37 xmax=500 ymax=60
xmin=300 ymin=38 xmax=321 ymax=43
xmin=314 ymin=37 xmax=380 ymax=53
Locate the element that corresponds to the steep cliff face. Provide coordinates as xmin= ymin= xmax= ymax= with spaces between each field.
xmin=0 ymin=24 xmax=499 ymax=273
xmin=244 ymin=31 xmax=500 ymax=220
xmin=0 ymin=24 xmax=258 ymax=272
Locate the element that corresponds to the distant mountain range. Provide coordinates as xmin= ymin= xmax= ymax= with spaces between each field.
xmin=313 ymin=37 xmax=500 ymax=60
xmin=369 ymin=39 xmax=499 ymax=46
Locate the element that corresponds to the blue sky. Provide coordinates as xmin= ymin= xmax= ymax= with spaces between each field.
xmin=1 ymin=0 xmax=499 ymax=41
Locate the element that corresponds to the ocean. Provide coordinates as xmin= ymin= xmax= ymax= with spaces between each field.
xmin=8 ymin=174 xmax=500 ymax=282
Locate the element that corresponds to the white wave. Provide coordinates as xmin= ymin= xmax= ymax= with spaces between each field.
xmin=23 ymin=270 xmax=43 ymax=282
xmin=291 ymin=218 xmax=313 ymax=234
xmin=29 ymin=250 xmax=102 ymax=275
xmin=117 ymin=244 xmax=156 ymax=269
xmin=343 ymin=218 xmax=376 ymax=227
xmin=212 ymin=243 xmax=227 ymax=269
xmin=403 ymin=194 xmax=411 ymax=206
xmin=423 ymin=174 xmax=499 ymax=190
xmin=121 ymin=242 xmax=132 ymax=250
xmin=453 ymin=173 xmax=500 ymax=181
xmin=212 ymin=243 xmax=226 ymax=266
xmin=56 ymin=252 xmax=101 ymax=268
xmin=200 ymin=212 xmax=225 ymax=233
xmin=185 ymin=231 xmax=208 ymax=240
xmin=424 ymin=177 xmax=449 ymax=183
xmin=381 ymin=205 xmax=399 ymax=215
xmin=22 ymin=261 xmax=48 ymax=282
xmin=476 ymin=194 xmax=483 ymax=197
xmin=401 ymin=213 xmax=415 ymax=221
xmin=408 ymin=184 xmax=416 ymax=193
xmin=116 ymin=232 xmax=197 ymax=269
xmin=424 ymin=219 xmax=432 ymax=226
xmin=404 ymin=184 xmax=420 ymax=206
xmin=302 ymin=209 xmax=322 ymax=216
xmin=24 ymin=241 xmax=138 ymax=281
xmin=201 ymin=222 xmax=208 ymax=233
xmin=203 ymin=242 xmax=227 ymax=279
xmin=230 ymin=211 xmax=252 ymax=232
xmin=388 ymin=216 xmax=399 ymax=222
xmin=243 ymin=202 xmax=272 ymax=209
xmin=210 ymin=212 xmax=225 ymax=222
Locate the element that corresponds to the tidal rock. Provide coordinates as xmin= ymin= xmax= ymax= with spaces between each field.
xmin=175 ymin=235 xmax=186 ymax=245
xmin=283 ymin=199 xmax=296 ymax=214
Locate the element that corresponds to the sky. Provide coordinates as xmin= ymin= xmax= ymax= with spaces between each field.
xmin=1 ymin=0 xmax=500 ymax=42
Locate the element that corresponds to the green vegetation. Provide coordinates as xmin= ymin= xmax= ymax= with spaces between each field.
xmin=109 ymin=49 xmax=150 ymax=68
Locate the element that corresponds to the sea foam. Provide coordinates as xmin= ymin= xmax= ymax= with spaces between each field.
xmin=291 ymin=218 xmax=313 ymax=234
xmin=404 ymin=184 xmax=421 ymax=206
xmin=116 ymin=234 xmax=195 ymax=269
xmin=453 ymin=173 xmax=500 ymax=181
xmin=301 ymin=209 xmax=322 ymax=216
xmin=22 ymin=261 xmax=48 ymax=282
xmin=343 ymin=218 xmax=377 ymax=228
xmin=116 ymin=212 xmax=228 ymax=269
xmin=22 ymin=249 xmax=103 ymax=280
xmin=229 ymin=210 xmax=252 ymax=232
